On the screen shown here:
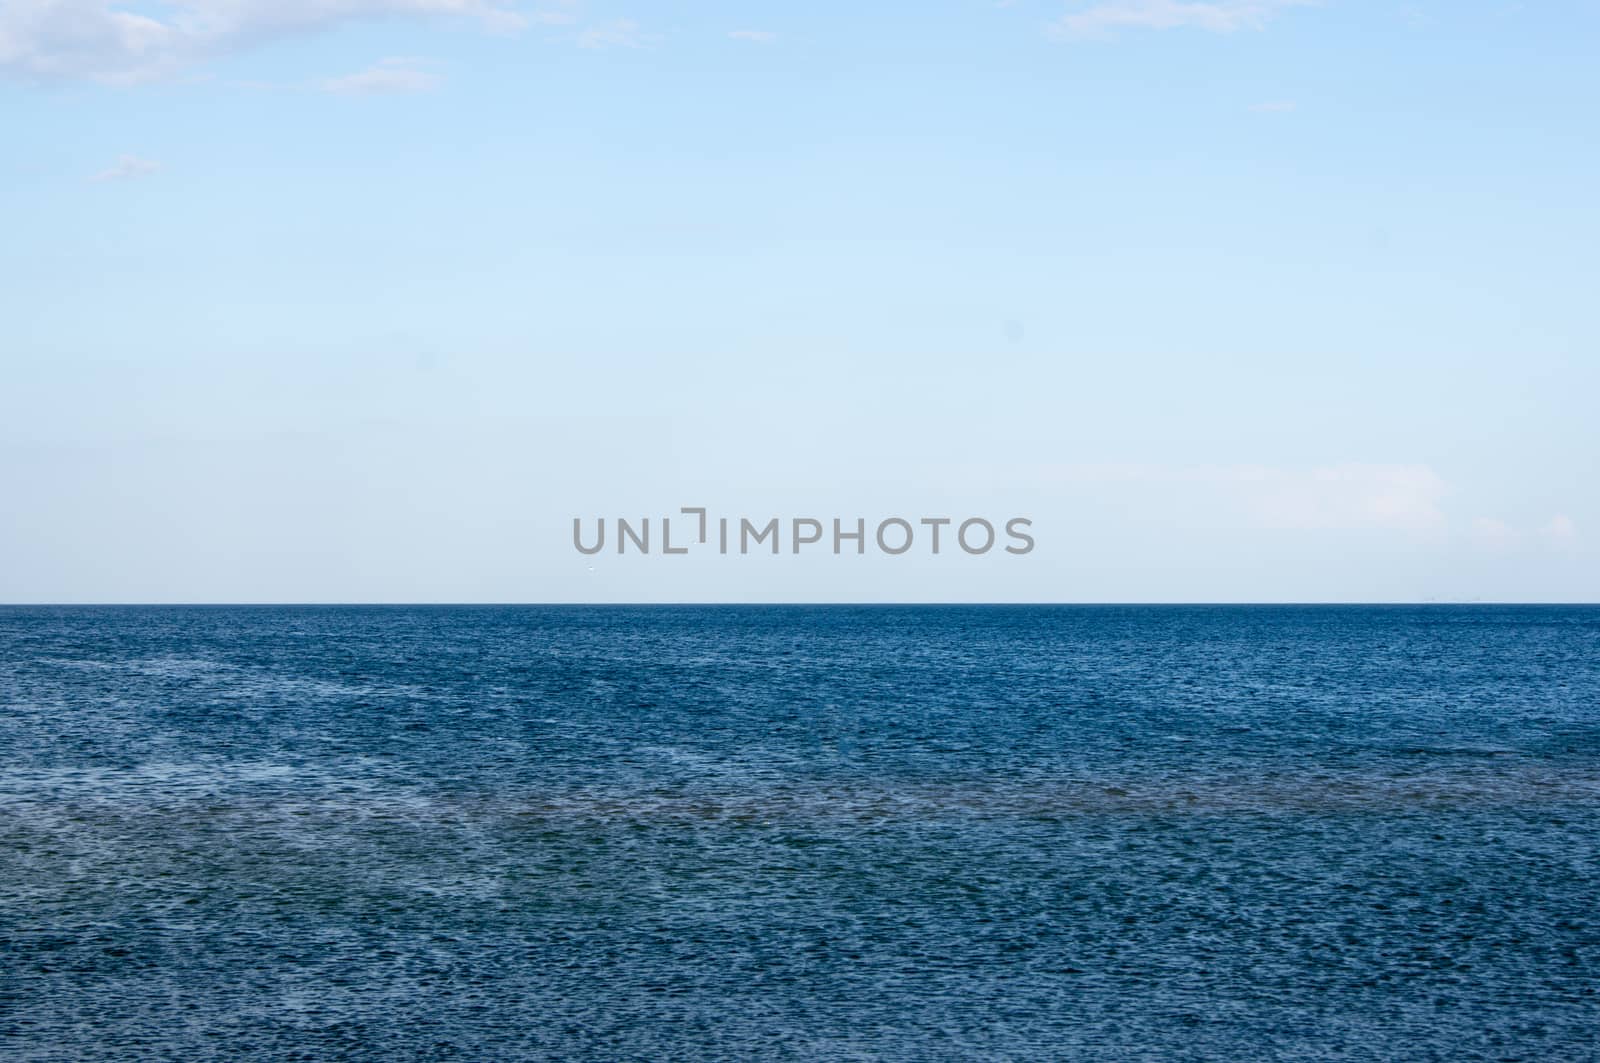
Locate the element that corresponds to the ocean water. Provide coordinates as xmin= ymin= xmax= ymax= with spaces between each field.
xmin=1 ymin=605 xmax=1597 ymax=1061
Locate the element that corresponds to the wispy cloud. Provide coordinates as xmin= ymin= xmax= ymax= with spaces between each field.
xmin=91 ymin=153 xmax=160 ymax=182
xmin=530 ymin=0 xmax=582 ymax=25
xmin=1469 ymin=516 xmax=1518 ymax=548
xmin=322 ymin=57 xmax=442 ymax=94
xmin=728 ymin=29 xmax=777 ymax=44
xmin=1053 ymin=0 xmax=1315 ymax=38
xmin=0 ymin=0 xmax=523 ymax=84
xmin=1023 ymin=463 xmax=1449 ymax=534
xmin=578 ymin=18 xmax=649 ymax=49
xmin=1469 ymin=514 xmax=1581 ymax=551
xmin=1542 ymin=514 xmax=1579 ymax=544
xmin=1219 ymin=463 xmax=1448 ymax=534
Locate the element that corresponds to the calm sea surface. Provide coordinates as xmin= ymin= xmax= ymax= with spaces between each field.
xmin=2 ymin=605 xmax=1598 ymax=1060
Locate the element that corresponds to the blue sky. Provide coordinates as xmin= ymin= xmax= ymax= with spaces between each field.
xmin=2 ymin=1 xmax=1596 ymax=602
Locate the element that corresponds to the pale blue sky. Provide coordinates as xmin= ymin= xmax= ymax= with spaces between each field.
xmin=2 ymin=1 xmax=1596 ymax=602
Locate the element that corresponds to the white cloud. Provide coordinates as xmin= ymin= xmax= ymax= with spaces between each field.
xmin=529 ymin=0 xmax=580 ymax=25
xmin=322 ymin=57 xmax=442 ymax=94
xmin=1469 ymin=516 xmax=1518 ymax=548
xmin=1222 ymin=463 xmax=1448 ymax=533
xmin=0 ymin=0 xmax=524 ymax=84
xmin=728 ymin=29 xmax=776 ymax=44
xmin=91 ymin=153 xmax=160 ymax=181
xmin=1464 ymin=515 xmax=1582 ymax=551
xmin=1040 ymin=462 xmax=1449 ymax=534
xmin=1053 ymin=0 xmax=1315 ymax=38
xmin=1542 ymin=514 xmax=1579 ymax=544
xmin=577 ymin=17 xmax=647 ymax=49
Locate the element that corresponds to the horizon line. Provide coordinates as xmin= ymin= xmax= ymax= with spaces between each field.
xmin=3 ymin=601 xmax=1597 ymax=609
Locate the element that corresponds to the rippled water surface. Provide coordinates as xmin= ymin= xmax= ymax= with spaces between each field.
xmin=2 ymin=605 xmax=1598 ymax=1060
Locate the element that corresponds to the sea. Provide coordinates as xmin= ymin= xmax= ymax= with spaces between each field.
xmin=1 ymin=605 xmax=1597 ymax=1060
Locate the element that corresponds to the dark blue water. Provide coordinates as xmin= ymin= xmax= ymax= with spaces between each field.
xmin=2 ymin=606 xmax=1598 ymax=1060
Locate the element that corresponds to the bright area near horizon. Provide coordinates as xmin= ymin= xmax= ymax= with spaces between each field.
xmin=1 ymin=1 xmax=1596 ymax=603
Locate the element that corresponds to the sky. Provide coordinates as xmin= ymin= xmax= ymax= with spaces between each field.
xmin=2 ymin=0 xmax=1596 ymax=603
